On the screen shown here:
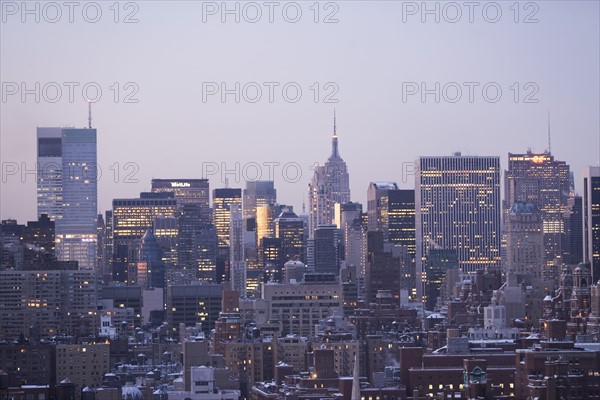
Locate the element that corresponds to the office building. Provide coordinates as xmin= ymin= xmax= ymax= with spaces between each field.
xmin=112 ymin=192 xmax=177 ymax=282
xmin=166 ymin=283 xmax=222 ymax=334
xmin=505 ymin=202 xmax=544 ymax=279
xmin=308 ymin=114 xmax=350 ymax=238
xmin=505 ymin=152 xmax=571 ymax=271
xmin=416 ymin=154 xmax=501 ymax=288
xmin=583 ymin=166 xmax=600 ymax=281
xmin=0 ymin=269 xmax=97 ymax=340
xmin=54 ymin=128 xmax=98 ymax=270
xmin=151 ymin=178 xmax=210 ymax=219
xmin=274 ymin=207 xmax=305 ymax=264
xmin=37 ymin=127 xmax=63 ymax=221
xmin=243 ymin=181 xmax=277 ymax=222
xmin=212 ymin=188 xmax=242 ymax=249
xmin=308 ymin=224 xmax=339 ymax=275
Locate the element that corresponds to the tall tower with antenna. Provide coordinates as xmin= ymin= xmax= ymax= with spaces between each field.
xmin=88 ymin=100 xmax=93 ymax=129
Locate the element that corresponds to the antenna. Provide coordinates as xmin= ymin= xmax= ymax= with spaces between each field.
xmin=547 ymin=111 xmax=551 ymax=154
xmin=87 ymin=100 xmax=92 ymax=129
xmin=333 ymin=108 xmax=337 ymax=136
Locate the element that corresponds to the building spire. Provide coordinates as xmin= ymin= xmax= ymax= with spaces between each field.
xmin=333 ymin=108 xmax=337 ymax=136
xmin=87 ymin=100 xmax=92 ymax=129
xmin=330 ymin=109 xmax=339 ymax=159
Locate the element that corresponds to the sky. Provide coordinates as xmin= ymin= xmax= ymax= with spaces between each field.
xmin=1 ymin=0 xmax=599 ymax=222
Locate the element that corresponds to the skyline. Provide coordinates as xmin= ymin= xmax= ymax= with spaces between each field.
xmin=1 ymin=1 xmax=599 ymax=221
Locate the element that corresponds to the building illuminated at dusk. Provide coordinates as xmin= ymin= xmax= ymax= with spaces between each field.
xmin=583 ymin=166 xmax=600 ymax=282
xmin=415 ymin=154 xmax=501 ymax=290
xmin=212 ymin=188 xmax=242 ymax=249
xmin=111 ymin=192 xmax=177 ymax=282
xmin=308 ymin=113 xmax=350 ymax=238
xmin=504 ymin=152 xmax=571 ymax=276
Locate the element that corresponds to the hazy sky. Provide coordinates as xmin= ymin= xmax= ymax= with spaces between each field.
xmin=1 ymin=0 xmax=599 ymax=222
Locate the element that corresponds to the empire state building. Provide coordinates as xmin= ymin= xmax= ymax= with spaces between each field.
xmin=308 ymin=113 xmax=351 ymax=238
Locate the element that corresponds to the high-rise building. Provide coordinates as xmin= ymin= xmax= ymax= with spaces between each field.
xmin=583 ymin=166 xmax=600 ymax=281
xmin=112 ymin=192 xmax=177 ymax=282
xmin=388 ymin=189 xmax=416 ymax=257
xmin=416 ymin=154 xmax=501 ymax=288
xmin=151 ymin=178 xmax=210 ymax=216
xmin=422 ymin=248 xmax=459 ymax=311
xmin=37 ymin=128 xmax=63 ymax=221
xmin=308 ymin=114 xmax=350 ymax=238
xmin=505 ymin=152 xmax=571 ymax=270
xmin=135 ymin=228 xmax=164 ymax=289
xmin=166 ymin=283 xmax=222 ymax=334
xmin=54 ymin=128 xmax=98 ymax=270
xmin=0 ymin=269 xmax=97 ymax=340
xmin=243 ymin=181 xmax=277 ymax=221
xmin=308 ymin=224 xmax=339 ymax=275
xmin=274 ymin=208 xmax=305 ymax=264
xmin=345 ymin=214 xmax=367 ymax=276
xmin=367 ymin=182 xmax=399 ymax=239
xmin=365 ymin=231 xmax=402 ymax=304
xmin=563 ymin=193 xmax=583 ymax=265
xmin=230 ymin=204 xmax=246 ymax=297
xmin=212 ymin=188 xmax=242 ymax=249
xmin=505 ymin=202 xmax=544 ymax=279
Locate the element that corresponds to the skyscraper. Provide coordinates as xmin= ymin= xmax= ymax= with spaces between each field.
xmin=367 ymin=182 xmax=399 ymax=239
xmin=37 ymin=128 xmax=63 ymax=221
xmin=504 ymin=152 xmax=571 ymax=271
xmin=274 ymin=207 xmax=305 ymax=264
xmin=583 ymin=166 xmax=600 ymax=281
xmin=388 ymin=189 xmax=416 ymax=258
xmin=229 ymin=204 xmax=246 ymax=297
xmin=112 ymin=192 xmax=177 ymax=282
xmin=308 ymin=113 xmax=350 ymax=238
xmin=415 ymin=154 xmax=501 ymax=292
xmin=505 ymin=202 xmax=544 ymax=279
xmin=212 ymin=188 xmax=242 ymax=249
xmin=243 ymin=181 xmax=277 ymax=221
xmin=151 ymin=178 xmax=210 ymax=220
xmin=54 ymin=128 xmax=98 ymax=270
xmin=308 ymin=224 xmax=339 ymax=275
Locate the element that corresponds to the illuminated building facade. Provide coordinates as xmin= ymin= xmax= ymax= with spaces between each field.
xmin=243 ymin=181 xmax=277 ymax=222
xmin=0 ymin=269 xmax=97 ymax=340
xmin=37 ymin=128 xmax=63 ymax=221
xmin=415 ymin=154 xmax=501 ymax=293
xmin=583 ymin=166 xmax=600 ymax=281
xmin=504 ymin=152 xmax=571 ymax=272
xmin=212 ymin=188 xmax=242 ymax=249
xmin=151 ymin=178 xmax=210 ymax=220
xmin=367 ymin=182 xmax=398 ymax=240
xmin=230 ymin=204 xmax=246 ymax=297
xmin=54 ymin=128 xmax=98 ymax=270
xmin=111 ymin=192 xmax=177 ymax=282
xmin=261 ymin=280 xmax=343 ymax=337
xmin=274 ymin=207 xmax=305 ymax=264
xmin=308 ymin=114 xmax=350 ymax=238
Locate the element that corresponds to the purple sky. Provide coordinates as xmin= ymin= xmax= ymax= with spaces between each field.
xmin=1 ymin=1 xmax=599 ymax=222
